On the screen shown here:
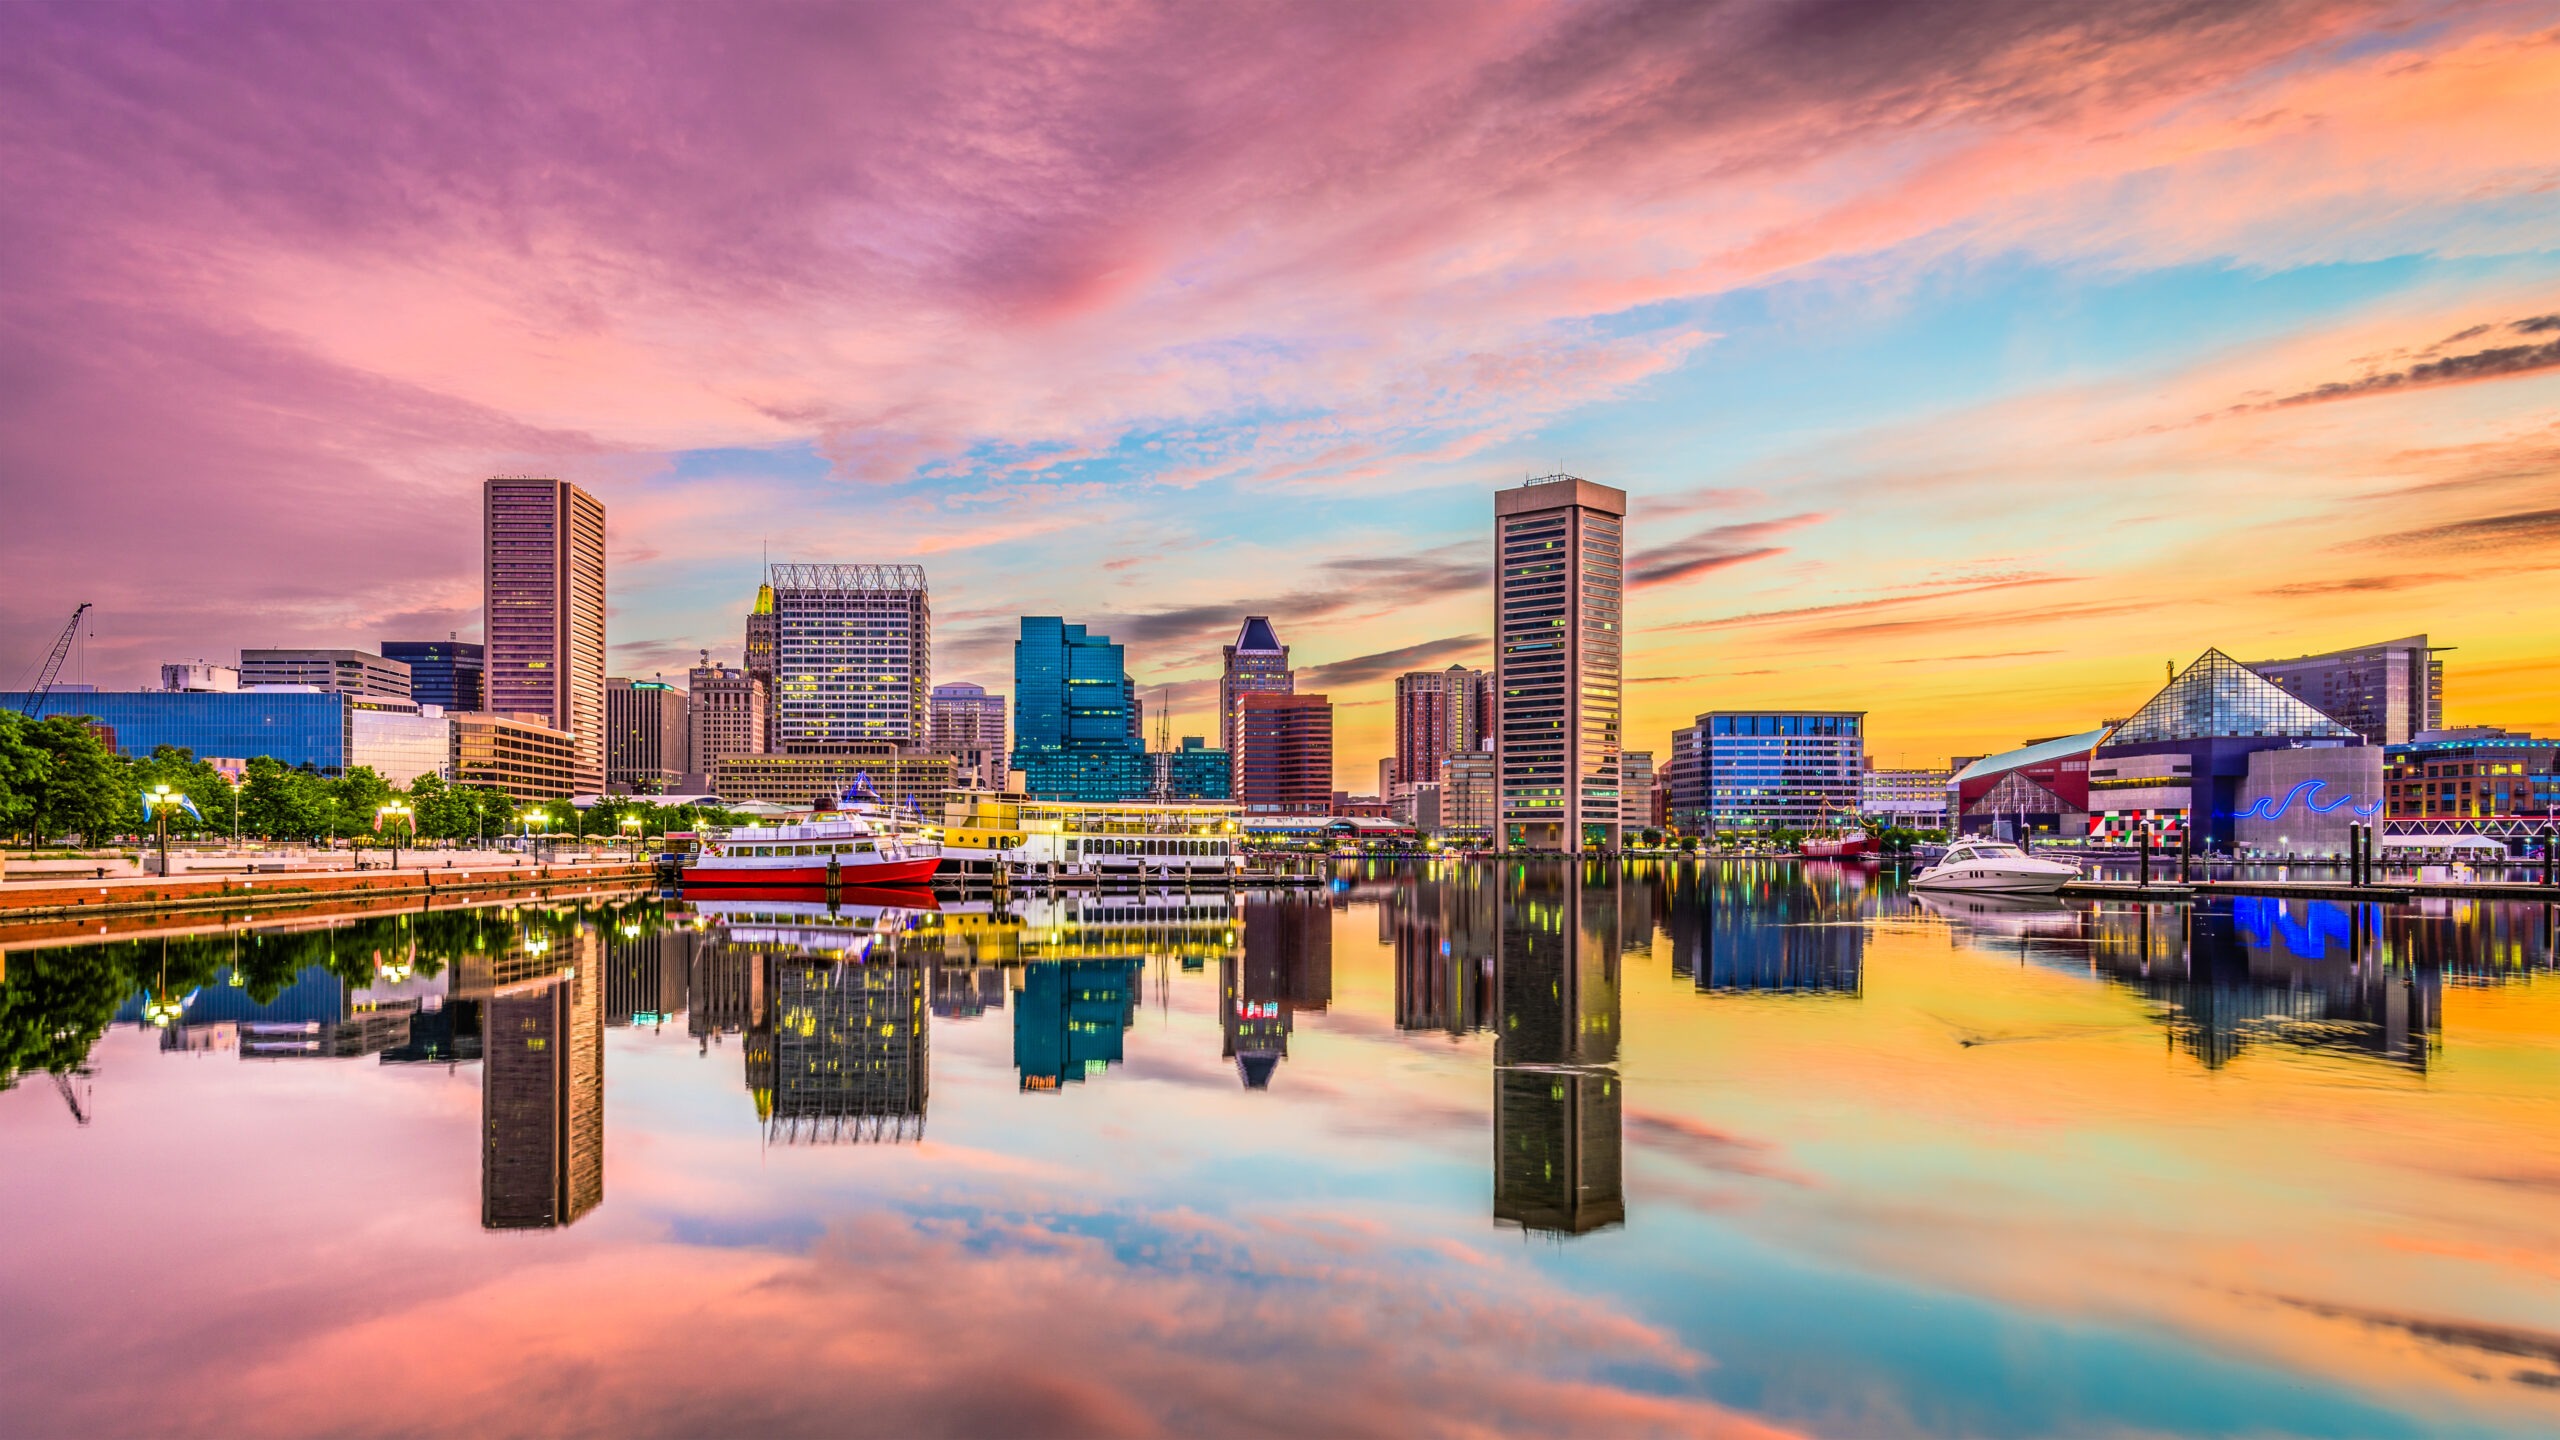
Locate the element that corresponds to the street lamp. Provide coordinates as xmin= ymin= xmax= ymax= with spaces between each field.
xmin=146 ymin=782 xmax=175 ymax=876
xmin=620 ymin=814 xmax=645 ymax=861
xmin=377 ymin=800 xmax=414 ymax=870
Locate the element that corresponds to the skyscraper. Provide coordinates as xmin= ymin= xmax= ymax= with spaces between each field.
xmin=381 ymin=639 xmax=484 ymax=711
xmin=929 ymin=680 xmax=1009 ymax=790
xmin=768 ymin=563 xmax=930 ymax=747
xmin=1237 ymin=692 xmax=1333 ymax=814
xmin=1011 ymin=617 xmax=1148 ymax=802
xmin=1494 ymin=474 xmax=1626 ymax=851
xmin=604 ymin=676 xmax=690 ymax=793
xmin=1393 ymin=664 xmax=1487 ymax=785
xmin=484 ymin=477 xmax=608 ymax=793
xmin=1220 ymin=615 xmax=1292 ymax=766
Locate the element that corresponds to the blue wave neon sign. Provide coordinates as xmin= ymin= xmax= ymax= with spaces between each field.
xmin=2234 ymin=779 xmax=2383 ymax=822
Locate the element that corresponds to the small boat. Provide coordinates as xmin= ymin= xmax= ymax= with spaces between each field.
xmin=1911 ymin=838 xmax=2079 ymax=894
xmin=681 ymin=784 xmax=943 ymax=889
xmin=1799 ymin=829 xmax=1874 ymax=860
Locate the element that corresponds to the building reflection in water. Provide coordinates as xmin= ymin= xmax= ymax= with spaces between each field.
xmin=1916 ymin=890 xmax=2560 ymax=1073
xmin=602 ymin=923 xmax=694 ymax=1031
xmin=1493 ymin=864 xmax=1624 ymax=1238
xmin=1387 ymin=869 xmax=1495 ymax=1037
xmin=1224 ymin=895 xmax=1332 ymax=1089
xmin=1660 ymin=862 xmax=1865 ymax=996
xmin=481 ymin=928 xmax=604 ymax=1230
xmin=750 ymin=945 xmax=930 ymax=1144
xmin=1014 ymin=960 xmax=1140 ymax=1091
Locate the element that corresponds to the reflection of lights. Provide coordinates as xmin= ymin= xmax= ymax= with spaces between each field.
xmin=620 ymin=923 xmax=641 ymax=938
xmin=525 ymin=935 xmax=552 ymax=955
xmin=142 ymin=995 xmax=186 ymax=1028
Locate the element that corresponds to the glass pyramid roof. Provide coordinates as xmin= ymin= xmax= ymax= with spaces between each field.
xmin=2106 ymin=648 xmax=2361 ymax=745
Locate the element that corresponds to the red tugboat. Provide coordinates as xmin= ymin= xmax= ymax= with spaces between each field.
xmin=679 ymin=779 xmax=943 ymax=889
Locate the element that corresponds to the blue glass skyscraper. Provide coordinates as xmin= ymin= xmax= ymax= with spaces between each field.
xmin=1010 ymin=617 xmax=1149 ymax=802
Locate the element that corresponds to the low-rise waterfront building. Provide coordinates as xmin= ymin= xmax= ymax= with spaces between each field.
xmin=2384 ymin=729 xmax=2558 ymax=821
xmin=2091 ymin=649 xmax=2364 ymax=851
xmin=2233 ymin=746 xmax=2386 ymax=858
xmin=1444 ymin=750 xmax=1496 ymax=833
xmin=451 ymin=711 xmax=580 ymax=800
xmin=713 ymin=744 xmax=955 ymax=813
xmin=239 ymin=648 xmax=413 ymax=699
xmin=1861 ymin=765 xmax=1950 ymax=828
xmin=0 ymin=688 xmax=451 ymax=783
xmin=1952 ymin=729 xmax=2106 ymax=840
xmin=1151 ymin=736 xmax=1233 ymax=801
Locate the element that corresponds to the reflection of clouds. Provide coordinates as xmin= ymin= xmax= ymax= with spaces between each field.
xmin=147 ymin=1210 xmax=1796 ymax=1440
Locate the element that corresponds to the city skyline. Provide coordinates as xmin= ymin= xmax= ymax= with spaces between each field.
xmin=6 ymin=2 xmax=2559 ymax=788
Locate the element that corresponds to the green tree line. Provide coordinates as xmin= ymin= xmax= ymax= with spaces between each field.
xmin=0 ymin=710 xmax=740 ymax=846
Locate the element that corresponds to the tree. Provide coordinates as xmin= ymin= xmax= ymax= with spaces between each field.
xmin=241 ymin=757 xmax=330 ymax=839
xmin=129 ymin=746 xmax=231 ymax=839
xmin=0 ymin=710 xmax=47 ymax=841
xmin=26 ymin=717 xmax=127 ymax=843
xmin=331 ymin=767 xmax=398 ymax=844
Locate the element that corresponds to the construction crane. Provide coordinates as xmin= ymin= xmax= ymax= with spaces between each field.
xmin=16 ymin=602 xmax=91 ymax=719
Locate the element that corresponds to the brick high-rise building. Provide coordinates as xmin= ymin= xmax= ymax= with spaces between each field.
xmin=1394 ymin=664 xmax=1487 ymax=786
xmin=686 ymin=660 xmax=766 ymax=775
xmin=484 ymin=477 xmax=608 ymax=794
xmin=1494 ymin=474 xmax=1625 ymax=851
xmin=1220 ymin=616 xmax=1292 ymax=766
xmin=1238 ymin=692 xmax=1333 ymax=815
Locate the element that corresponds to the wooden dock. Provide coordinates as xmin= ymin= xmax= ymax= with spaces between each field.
xmin=2061 ymin=878 xmax=2555 ymax=904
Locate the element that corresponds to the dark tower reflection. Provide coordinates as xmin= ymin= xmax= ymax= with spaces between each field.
xmin=757 ymin=940 xmax=930 ymax=1144
xmin=1661 ymin=862 xmax=1864 ymax=996
xmin=481 ymin=928 xmax=603 ymax=1230
xmin=1390 ymin=868 xmax=1495 ymax=1037
xmin=1493 ymin=863 xmax=1624 ymax=1237
xmin=602 ymin=922 xmax=693 ymax=1029
xmin=1015 ymin=959 xmax=1141 ymax=1091
xmin=1224 ymin=895 xmax=1332 ymax=1088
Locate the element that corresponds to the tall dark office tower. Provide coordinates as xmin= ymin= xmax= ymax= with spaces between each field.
xmin=1220 ymin=616 xmax=1292 ymax=766
xmin=1495 ymin=474 xmax=1625 ymax=851
xmin=2245 ymin=634 xmax=2444 ymax=745
xmin=484 ymin=477 xmax=607 ymax=794
xmin=1237 ymin=692 xmax=1332 ymax=814
xmin=481 ymin=950 xmax=604 ymax=1230
xmin=381 ymin=640 xmax=484 ymax=711
xmin=768 ymin=564 xmax=930 ymax=747
xmin=1010 ymin=617 xmax=1148 ymax=802
xmin=1393 ymin=664 xmax=1487 ymax=786
xmin=1493 ymin=866 xmax=1624 ymax=1236
xmin=604 ymin=676 xmax=689 ymax=794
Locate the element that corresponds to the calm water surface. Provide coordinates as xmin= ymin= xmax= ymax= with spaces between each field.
xmin=4 ymin=860 xmax=2558 ymax=1438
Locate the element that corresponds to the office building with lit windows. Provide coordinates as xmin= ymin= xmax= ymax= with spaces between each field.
xmin=1237 ymin=693 xmax=1332 ymax=815
xmin=769 ymin=563 xmax=930 ymax=747
xmin=483 ymin=477 xmax=608 ymax=794
xmin=1010 ymin=617 xmax=1149 ymax=803
xmin=1494 ymin=474 xmax=1625 ymax=850
xmin=605 ymin=677 xmax=690 ymax=794
xmin=380 ymin=640 xmax=484 ymax=712
xmin=1693 ymin=712 xmax=1865 ymax=833
xmin=929 ymin=680 xmax=1010 ymax=790
xmin=1221 ymin=616 xmax=1293 ymax=788
xmin=1393 ymin=664 xmax=1488 ymax=786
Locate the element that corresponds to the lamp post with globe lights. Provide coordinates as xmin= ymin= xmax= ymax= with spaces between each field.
xmin=378 ymin=800 xmax=414 ymax=870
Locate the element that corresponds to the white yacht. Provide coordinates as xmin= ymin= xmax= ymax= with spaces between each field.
xmin=1911 ymin=838 xmax=2080 ymax=894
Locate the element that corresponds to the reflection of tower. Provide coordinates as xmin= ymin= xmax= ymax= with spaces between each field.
xmin=1224 ymin=897 xmax=1331 ymax=1088
xmin=1391 ymin=871 xmax=1495 ymax=1036
xmin=1013 ymin=959 xmax=1140 ymax=1090
xmin=764 ymin=947 xmax=929 ymax=1143
xmin=689 ymin=935 xmax=765 ymax=1042
xmin=603 ymin=925 xmax=693 ymax=1027
xmin=481 ymin=935 xmax=603 ymax=1230
xmin=1493 ymin=865 xmax=1624 ymax=1236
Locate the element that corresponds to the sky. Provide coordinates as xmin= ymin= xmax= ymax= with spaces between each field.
xmin=2 ymin=0 xmax=2556 ymax=783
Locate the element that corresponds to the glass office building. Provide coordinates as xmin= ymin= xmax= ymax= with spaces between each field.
xmin=1696 ymin=711 xmax=1866 ymax=832
xmin=1010 ymin=617 xmax=1148 ymax=803
xmin=381 ymin=640 xmax=485 ymax=711
xmin=0 ymin=690 xmax=451 ymax=783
